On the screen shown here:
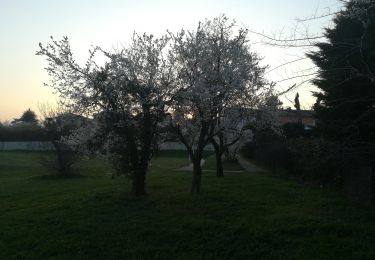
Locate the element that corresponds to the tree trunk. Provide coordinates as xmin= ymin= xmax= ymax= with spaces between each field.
xmin=176 ymin=121 xmax=208 ymax=194
xmin=211 ymin=138 xmax=224 ymax=177
xmin=126 ymin=112 xmax=151 ymax=196
xmin=215 ymin=150 xmax=224 ymax=177
xmin=54 ymin=141 xmax=68 ymax=176
xmin=132 ymin=166 xmax=147 ymax=196
xmin=191 ymin=160 xmax=202 ymax=194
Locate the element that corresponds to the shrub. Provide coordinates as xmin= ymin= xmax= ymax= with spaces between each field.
xmin=242 ymin=129 xmax=293 ymax=170
xmin=287 ymin=137 xmax=343 ymax=187
xmin=241 ymin=141 xmax=256 ymax=159
xmin=242 ymin=129 xmax=344 ymax=187
xmin=282 ymin=122 xmax=305 ymax=138
xmin=282 ymin=122 xmax=319 ymax=138
xmin=41 ymin=113 xmax=85 ymax=176
xmin=39 ymin=143 xmax=77 ymax=176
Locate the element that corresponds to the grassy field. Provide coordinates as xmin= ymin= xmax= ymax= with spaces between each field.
xmin=1 ymin=151 xmax=375 ymax=259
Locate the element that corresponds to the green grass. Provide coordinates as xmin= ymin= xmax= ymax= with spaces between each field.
xmin=1 ymin=151 xmax=375 ymax=259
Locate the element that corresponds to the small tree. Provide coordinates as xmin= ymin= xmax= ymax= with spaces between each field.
xmin=37 ymin=34 xmax=174 ymax=195
xmin=170 ymin=16 xmax=266 ymax=192
xmin=210 ymin=107 xmax=253 ymax=176
xmin=42 ymin=112 xmax=84 ymax=176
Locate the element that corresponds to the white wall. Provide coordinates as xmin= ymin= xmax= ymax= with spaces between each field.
xmin=0 ymin=141 xmax=54 ymax=151
xmin=0 ymin=141 xmax=214 ymax=151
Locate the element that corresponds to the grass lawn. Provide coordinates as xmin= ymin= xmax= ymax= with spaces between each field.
xmin=1 ymin=151 xmax=375 ymax=259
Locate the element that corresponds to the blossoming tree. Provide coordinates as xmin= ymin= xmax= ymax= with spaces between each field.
xmin=37 ymin=33 xmax=175 ymax=195
xmin=170 ymin=16 xmax=266 ymax=193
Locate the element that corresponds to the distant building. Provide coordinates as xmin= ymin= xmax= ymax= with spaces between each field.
xmin=277 ymin=109 xmax=315 ymax=129
xmin=222 ymin=107 xmax=316 ymax=130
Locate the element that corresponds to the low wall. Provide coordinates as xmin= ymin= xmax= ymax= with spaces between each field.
xmin=0 ymin=141 xmax=214 ymax=151
xmin=0 ymin=141 xmax=54 ymax=151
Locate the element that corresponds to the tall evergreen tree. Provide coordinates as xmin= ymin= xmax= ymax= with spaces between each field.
xmin=308 ymin=1 xmax=375 ymax=148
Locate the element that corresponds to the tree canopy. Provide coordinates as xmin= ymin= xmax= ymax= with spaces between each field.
xmin=308 ymin=1 xmax=375 ymax=149
xmin=12 ymin=108 xmax=38 ymax=124
xmin=170 ymin=15 xmax=266 ymax=192
xmin=37 ymin=15 xmax=269 ymax=195
xmin=37 ymin=34 xmax=175 ymax=195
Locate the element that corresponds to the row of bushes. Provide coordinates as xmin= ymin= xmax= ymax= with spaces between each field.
xmin=242 ymin=124 xmax=344 ymax=187
xmin=0 ymin=124 xmax=49 ymax=141
xmin=287 ymin=137 xmax=344 ymax=186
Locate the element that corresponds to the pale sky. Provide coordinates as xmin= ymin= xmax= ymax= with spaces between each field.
xmin=0 ymin=0 xmax=343 ymax=121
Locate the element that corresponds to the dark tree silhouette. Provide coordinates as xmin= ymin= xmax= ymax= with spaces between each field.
xmin=13 ymin=108 xmax=38 ymax=124
xmin=43 ymin=113 xmax=81 ymax=176
xmin=294 ymin=92 xmax=302 ymax=125
xmin=308 ymin=0 xmax=375 ymax=148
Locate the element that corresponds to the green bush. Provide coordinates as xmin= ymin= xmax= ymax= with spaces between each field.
xmin=282 ymin=122 xmax=319 ymax=138
xmin=242 ymin=129 xmax=343 ymax=187
xmin=241 ymin=141 xmax=256 ymax=159
xmin=282 ymin=122 xmax=305 ymax=138
xmin=243 ymin=129 xmax=293 ymax=170
xmin=287 ymin=137 xmax=343 ymax=187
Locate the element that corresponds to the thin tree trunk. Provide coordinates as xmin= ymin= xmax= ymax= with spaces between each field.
xmin=175 ymin=121 xmax=208 ymax=194
xmin=372 ymin=161 xmax=375 ymax=202
xmin=215 ymin=150 xmax=224 ymax=177
xmin=128 ymin=108 xmax=152 ymax=196
xmin=211 ymin=137 xmax=224 ymax=177
xmin=191 ymin=159 xmax=202 ymax=194
xmin=126 ymin=129 xmax=147 ymax=196
xmin=54 ymin=141 xmax=68 ymax=176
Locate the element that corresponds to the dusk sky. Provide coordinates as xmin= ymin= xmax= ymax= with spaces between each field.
xmin=0 ymin=0 xmax=343 ymax=121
